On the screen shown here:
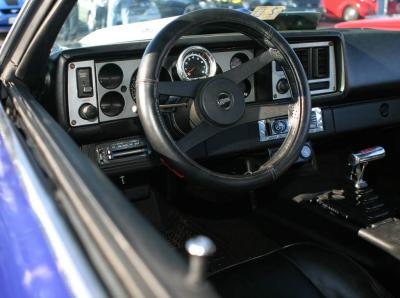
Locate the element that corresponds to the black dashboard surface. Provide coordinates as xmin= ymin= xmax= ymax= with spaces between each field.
xmin=341 ymin=30 xmax=400 ymax=99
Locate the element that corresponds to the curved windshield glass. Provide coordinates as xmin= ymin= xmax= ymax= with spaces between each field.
xmin=54 ymin=0 xmax=400 ymax=49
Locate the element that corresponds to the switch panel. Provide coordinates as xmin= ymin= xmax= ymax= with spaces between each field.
xmin=67 ymin=60 xmax=99 ymax=127
xmin=76 ymin=67 xmax=94 ymax=98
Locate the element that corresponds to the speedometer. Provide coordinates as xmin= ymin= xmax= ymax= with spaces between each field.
xmin=176 ymin=46 xmax=217 ymax=81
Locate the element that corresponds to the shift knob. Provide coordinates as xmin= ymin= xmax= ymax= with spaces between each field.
xmin=349 ymin=146 xmax=385 ymax=166
xmin=185 ymin=235 xmax=215 ymax=285
xmin=349 ymin=146 xmax=385 ymax=189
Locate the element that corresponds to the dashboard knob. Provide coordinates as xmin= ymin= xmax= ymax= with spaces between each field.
xmin=272 ymin=119 xmax=287 ymax=134
xmin=276 ymin=78 xmax=289 ymax=94
xmin=300 ymin=144 xmax=312 ymax=159
xmin=79 ymin=103 xmax=98 ymax=120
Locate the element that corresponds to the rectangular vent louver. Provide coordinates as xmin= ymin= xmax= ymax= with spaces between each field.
xmin=294 ymin=47 xmax=330 ymax=80
xmin=294 ymin=48 xmax=311 ymax=79
xmin=312 ymin=47 xmax=329 ymax=79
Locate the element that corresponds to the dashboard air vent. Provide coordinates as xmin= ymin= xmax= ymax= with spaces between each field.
xmin=272 ymin=41 xmax=336 ymax=100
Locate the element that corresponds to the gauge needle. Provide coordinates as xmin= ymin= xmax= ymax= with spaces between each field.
xmin=187 ymin=66 xmax=196 ymax=76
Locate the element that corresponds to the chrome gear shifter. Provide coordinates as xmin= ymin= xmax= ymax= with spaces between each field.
xmin=349 ymin=146 xmax=386 ymax=189
xmin=302 ymin=146 xmax=390 ymax=227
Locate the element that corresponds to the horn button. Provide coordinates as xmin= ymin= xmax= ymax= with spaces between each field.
xmin=196 ymin=78 xmax=245 ymax=126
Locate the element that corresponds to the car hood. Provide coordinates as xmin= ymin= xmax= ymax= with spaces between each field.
xmin=79 ymin=16 xmax=178 ymax=47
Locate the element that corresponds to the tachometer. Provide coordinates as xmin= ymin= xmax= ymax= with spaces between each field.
xmin=176 ymin=46 xmax=217 ymax=81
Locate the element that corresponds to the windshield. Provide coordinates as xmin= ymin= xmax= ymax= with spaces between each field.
xmin=54 ymin=0 xmax=400 ymax=49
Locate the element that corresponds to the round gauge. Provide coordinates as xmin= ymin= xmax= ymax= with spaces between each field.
xmin=130 ymin=71 xmax=137 ymax=102
xmin=100 ymin=91 xmax=125 ymax=117
xmin=230 ymin=53 xmax=249 ymax=69
xmin=183 ymin=55 xmax=208 ymax=80
xmin=239 ymin=79 xmax=251 ymax=98
xmin=98 ymin=63 xmax=123 ymax=89
xmin=176 ymin=46 xmax=217 ymax=81
xmin=130 ymin=68 xmax=172 ymax=102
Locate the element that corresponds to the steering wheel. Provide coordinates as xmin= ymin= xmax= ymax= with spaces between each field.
xmin=136 ymin=9 xmax=311 ymax=191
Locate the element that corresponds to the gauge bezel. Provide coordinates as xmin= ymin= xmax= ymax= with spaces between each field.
xmin=176 ymin=46 xmax=217 ymax=81
xmin=98 ymin=63 xmax=124 ymax=89
xmin=129 ymin=70 xmax=138 ymax=103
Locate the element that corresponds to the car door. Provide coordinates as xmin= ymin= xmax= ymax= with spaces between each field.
xmin=0 ymin=1 xmax=218 ymax=297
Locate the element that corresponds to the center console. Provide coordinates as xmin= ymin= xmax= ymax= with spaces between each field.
xmin=295 ymin=146 xmax=400 ymax=261
xmin=359 ymin=218 xmax=400 ymax=261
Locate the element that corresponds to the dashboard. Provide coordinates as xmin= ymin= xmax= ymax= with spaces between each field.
xmin=66 ymin=39 xmax=337 ymax=128
xmin=51 ymin=29 xmax=400 ymax=174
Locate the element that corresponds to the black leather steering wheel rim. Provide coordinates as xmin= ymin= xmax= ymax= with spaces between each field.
xmin=136 ymin=9 xmax=311 ymax=191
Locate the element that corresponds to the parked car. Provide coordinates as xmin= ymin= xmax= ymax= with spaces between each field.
xmin=335 ymin=15 xmax=400 ymax=29
xmin=0 ymin=0 xmax=25 ymax=32
xmin=322 ymin=0 xmax=400 ymax=21
xmin=247 ymin=0 xmax=323 ymax=14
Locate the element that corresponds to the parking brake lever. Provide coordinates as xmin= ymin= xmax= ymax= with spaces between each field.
xmin=349 ymin=146 xmax=385 ymax=189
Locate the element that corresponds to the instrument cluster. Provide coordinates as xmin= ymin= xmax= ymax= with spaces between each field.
xmin=67 ymin=46 xmax=255 ymax=127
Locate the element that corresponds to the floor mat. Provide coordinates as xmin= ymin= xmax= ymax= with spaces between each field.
xmin=163 ymin=207 xmax=281 ymax=273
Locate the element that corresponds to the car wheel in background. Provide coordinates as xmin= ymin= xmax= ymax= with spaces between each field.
xmin=343 ymin=6 xmax=359 ymax=21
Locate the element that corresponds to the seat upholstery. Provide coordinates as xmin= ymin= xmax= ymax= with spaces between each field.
xmin=210 ymin=243 xmax=391 ymax=298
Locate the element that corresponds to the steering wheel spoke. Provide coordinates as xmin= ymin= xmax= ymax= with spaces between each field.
xmin=177 ymin=122 xmax=224 ymax=153
xmin=177 ymin=104 xmax=290 ymax=153
xmin=158 ymin=49 xmax=274 ymax=98
xmin=220 ymin=49 xmax=275 ymax=83
xmin=158 ymin=80 xmax=204 ymax=98
xmin=238 ymin=104 xmax=289 ymax=125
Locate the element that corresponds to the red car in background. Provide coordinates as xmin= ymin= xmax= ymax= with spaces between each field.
xmin=335 ymin=16 xmax=400 ymax=29
xmin=322 ymin=0 xmax=400 ymax=21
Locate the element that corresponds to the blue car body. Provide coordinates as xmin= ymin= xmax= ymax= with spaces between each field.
xmin=0 ymin=89 xmax=102 ymax=297
xmin=0 ymin=106 xmax=72 ymax=297
xmin=0 ymin=0 xmax=24 ymax=32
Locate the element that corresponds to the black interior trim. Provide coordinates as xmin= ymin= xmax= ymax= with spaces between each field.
xmin=340 ymin=29 xmax=400 ymax=99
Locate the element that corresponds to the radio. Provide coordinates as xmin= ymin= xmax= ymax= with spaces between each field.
xmin=96 ymin=137 xmax=150 ymax=165
xmin=259 ymin=107 xmax=324 ymax=142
